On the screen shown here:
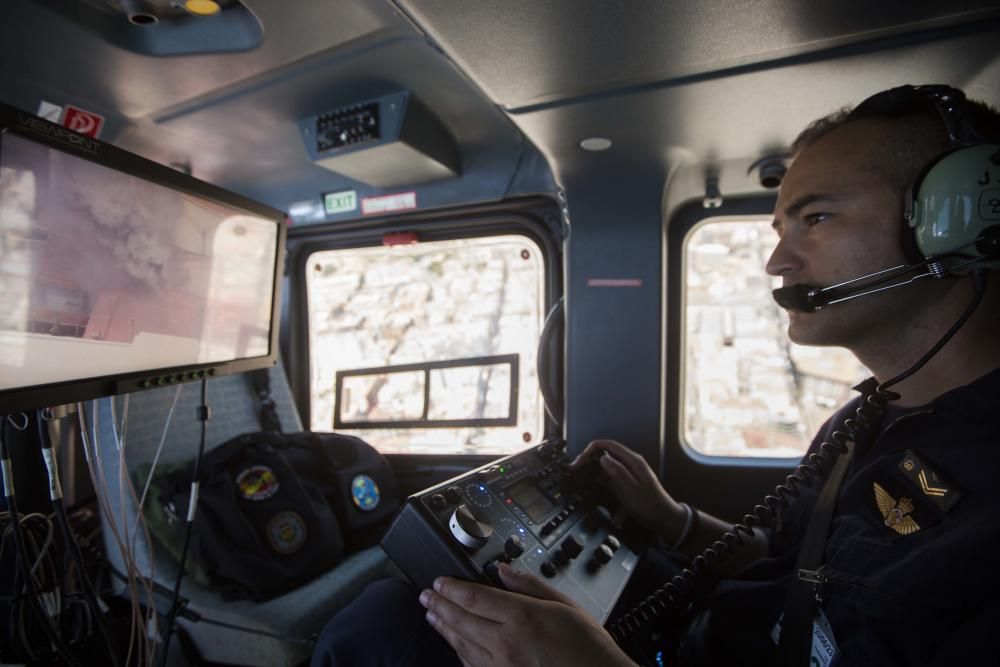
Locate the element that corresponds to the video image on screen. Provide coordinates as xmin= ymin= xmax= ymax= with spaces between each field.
xmin=0 ymin=132 xmax=280 ymax=391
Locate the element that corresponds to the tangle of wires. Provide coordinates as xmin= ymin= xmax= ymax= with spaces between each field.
xmin=77 ymin=396 xmax=163 ymax=667
xmin=0 ymin=506 xmax=74 ymax=662
xmin=608 ymin=270 xmax=990 ymax=644
xmin=2 ymin=413 xmax=87 ymax=665
xmin=1 ymin=391 xmax=173 ymax=666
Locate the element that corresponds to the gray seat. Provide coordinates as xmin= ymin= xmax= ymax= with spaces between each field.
xmin=91 ymin=364 xmax=399 ymax=666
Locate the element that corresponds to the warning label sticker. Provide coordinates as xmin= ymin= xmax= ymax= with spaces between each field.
xmin=361 ymin=191 xmax=417 ymax=216
xmin=61 ymin=105 xmax=106 ymax=139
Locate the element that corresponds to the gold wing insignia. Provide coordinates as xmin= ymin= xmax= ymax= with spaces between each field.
xmin=873 ymin=482 xmax=895 ymax=515
xmin=873 ymin=481 xmax=921 ymax=536
xmin=896 ymin=515 xmax=921 ymax=536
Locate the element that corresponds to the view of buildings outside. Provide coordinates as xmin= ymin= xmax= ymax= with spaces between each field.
xmin=306 ymin=236 xmax=545 ymax=455
xmin=685 ymin=219 xmax=868 ymax=458
xmin=308 ymin=222 xmax=866 ymax=459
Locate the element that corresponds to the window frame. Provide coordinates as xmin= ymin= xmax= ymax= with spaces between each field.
xmin=333 ymin=353 xmax=520 ymax=429
xmin=282 ymin=197 xmax=563 ymax=454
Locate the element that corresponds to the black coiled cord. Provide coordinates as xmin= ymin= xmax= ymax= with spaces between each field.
xmin=609 ymin=270 xmax=989 ymax=644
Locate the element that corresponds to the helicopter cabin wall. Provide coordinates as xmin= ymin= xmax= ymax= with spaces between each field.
xmin=560 ymin=157 xmax=668 ymax=474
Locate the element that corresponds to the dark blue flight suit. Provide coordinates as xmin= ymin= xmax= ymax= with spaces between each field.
xmin=702 ymin=366 xmax=1000 ymax=666
xmin=312 ymin=366 xmax=1000 ymax=666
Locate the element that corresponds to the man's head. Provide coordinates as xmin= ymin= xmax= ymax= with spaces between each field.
xmin=766 ymin=85 xmax=1000 ymax=355
xmin=790 ymin=87 xmax=1000 ymax=201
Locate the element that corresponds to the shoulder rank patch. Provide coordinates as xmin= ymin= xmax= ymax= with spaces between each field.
xmin=898 ymin=450 xmax=963 ymax=513
xmin=873 ymin=482 xmax=921 ymax=536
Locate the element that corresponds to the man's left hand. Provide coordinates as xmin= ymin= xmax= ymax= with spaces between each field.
xmin=419 ymin=562 xmax=636 ymax=667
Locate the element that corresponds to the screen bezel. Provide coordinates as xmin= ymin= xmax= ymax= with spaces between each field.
xmin=0 ymin=102 xmax=286 ymax=414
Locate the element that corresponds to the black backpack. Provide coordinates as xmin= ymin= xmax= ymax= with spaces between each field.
xmin=149 ymin=372 xmax=399 ymax=600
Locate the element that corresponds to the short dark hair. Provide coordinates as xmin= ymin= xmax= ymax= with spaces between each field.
xmin=791 ymin=86 xmax=1000 ymax=195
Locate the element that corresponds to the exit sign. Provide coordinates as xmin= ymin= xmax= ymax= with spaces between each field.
xmin=324 ymin=190 xmax=357 ymax=215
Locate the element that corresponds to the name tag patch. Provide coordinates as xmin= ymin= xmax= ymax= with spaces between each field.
xmin=771 ymin=608 xmax=840 ymax=667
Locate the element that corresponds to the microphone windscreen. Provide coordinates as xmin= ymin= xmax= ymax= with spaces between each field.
xmin=772 ymin=284 xmax=819 ymax=312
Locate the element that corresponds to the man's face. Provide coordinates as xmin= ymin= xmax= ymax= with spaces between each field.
xmin=766 ymin=120 xmax=917 ymax=348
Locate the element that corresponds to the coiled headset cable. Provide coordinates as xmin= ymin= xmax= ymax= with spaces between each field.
xmin=609 ymin=269 xmax=989 ymax=643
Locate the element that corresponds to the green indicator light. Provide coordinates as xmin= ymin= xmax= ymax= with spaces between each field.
xmin=499 ymin=467 xmax=505 ymax=472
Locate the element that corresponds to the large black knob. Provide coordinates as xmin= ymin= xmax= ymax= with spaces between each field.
xmin=483 ymin=560 xmax=502 ymax=585
xmin=561 ymin=535 xmax=583 ymax=559
xmin=540 ymin=562 xmax=557 ymax=578
xmin=449 ymin=505 xmax=494 ymax=550
xmin=593 ymin=544 xmax=614 ymax=565
xmin=504 ymin=535 xmax=526 ymax=559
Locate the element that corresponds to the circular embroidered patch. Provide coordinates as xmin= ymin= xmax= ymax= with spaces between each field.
xmin=235 ymin=465 xmax=280 ymax=501
xmin=266 ymin=511 xmax=307 ymax=555
xmin=351 ymin=475 xmax=381 ymax=511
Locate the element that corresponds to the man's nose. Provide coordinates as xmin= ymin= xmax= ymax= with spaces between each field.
xmin=764 ymin=232 xmax=801 ymax=278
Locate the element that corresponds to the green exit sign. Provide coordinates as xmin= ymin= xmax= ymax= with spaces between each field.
xmin=324 ymin=190 xmax=357 ymax=215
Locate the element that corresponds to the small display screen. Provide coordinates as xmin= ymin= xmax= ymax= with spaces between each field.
xmin=0 ymin=132 xmax=279 ymax=391
xmin=505 ymin=477 xmax=555 ymax=523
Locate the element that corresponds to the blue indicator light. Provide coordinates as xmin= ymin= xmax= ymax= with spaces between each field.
xmin=536 ymin=548 xmax=543 ymax=554
xmin=479 ymin=485 xmax=485 ymax=491
xmin=655 ymin=650 xmax=664 ymax=667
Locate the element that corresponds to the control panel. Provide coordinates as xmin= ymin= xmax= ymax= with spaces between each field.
xmin=381 ymin=441 xmax=642 ymax=624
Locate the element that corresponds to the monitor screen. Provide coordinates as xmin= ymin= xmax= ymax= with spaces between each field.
xmin=0 ymin=109 xmax=285 ymax=412
xmin=504 ymin=477 xmax=556 ymax=523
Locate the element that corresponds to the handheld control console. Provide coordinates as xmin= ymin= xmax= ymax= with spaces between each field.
xmin=381 ymin=441 xmax=642 ymax=624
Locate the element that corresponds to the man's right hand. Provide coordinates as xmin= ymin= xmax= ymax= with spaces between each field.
xmin=570 ymin=439 xmax=683 ymax=541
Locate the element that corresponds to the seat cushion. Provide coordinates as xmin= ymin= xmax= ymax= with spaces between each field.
xmin=176 ymin=546 xmax=402 ymax=667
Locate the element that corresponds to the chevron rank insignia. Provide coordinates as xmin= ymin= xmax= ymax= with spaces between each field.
xmin=873 ymin=482 xmax=921 ymax=536
xmin=898 ymin=450 xmax=963 ymax=513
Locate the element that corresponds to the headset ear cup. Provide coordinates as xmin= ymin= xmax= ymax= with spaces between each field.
xmin=911 ymin=143 xmax=1000 ymax=274
xmin=900 ymin=198 xmax=926 ymax=264
xmin=902 ymin=152 xmax=946 ymax=266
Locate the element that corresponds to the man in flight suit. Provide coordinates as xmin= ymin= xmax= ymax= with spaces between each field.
xmin=311 ymin=85 xmax=1000 ymax=666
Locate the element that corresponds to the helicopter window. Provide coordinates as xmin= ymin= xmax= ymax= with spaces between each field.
xmin=305 ymin=234 xmax=545 ymax=454
xmin=683 ymin=218 xmax=868 ymax=458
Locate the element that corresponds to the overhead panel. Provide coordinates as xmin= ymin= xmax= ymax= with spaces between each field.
xmin=298 ymin=91 xmax=460 ymax=188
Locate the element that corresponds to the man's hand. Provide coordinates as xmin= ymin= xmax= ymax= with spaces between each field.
xmin=419 ymin=563 xmax=635 ymax=667
xmin=570 ymin=439 xmax=681 ymax=538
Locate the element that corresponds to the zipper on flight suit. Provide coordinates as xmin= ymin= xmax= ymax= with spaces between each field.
xmin=797 ymin=566 xmax=828 ymax=603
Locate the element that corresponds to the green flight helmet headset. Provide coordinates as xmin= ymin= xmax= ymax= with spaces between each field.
xmin=850 ymin=84 xmax=1000 ymax=276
